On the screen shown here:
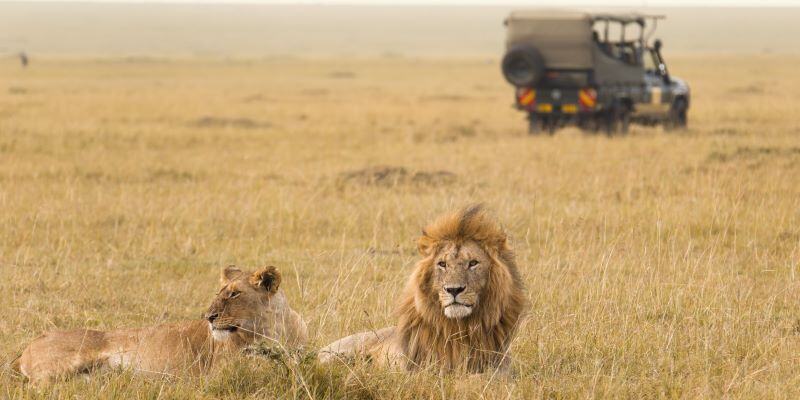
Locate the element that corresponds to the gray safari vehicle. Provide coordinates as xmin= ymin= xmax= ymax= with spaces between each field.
xmin=502 ymin=11 xmax=690 ymax=134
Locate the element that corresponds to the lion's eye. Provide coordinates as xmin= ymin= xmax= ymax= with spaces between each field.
xmin=468 ymin=260 xmax=479 ymax=268
xmin=437 ymin=261 xmax=447 ymax=269
xmin=229 ymin=291 xmax=241 ymax=299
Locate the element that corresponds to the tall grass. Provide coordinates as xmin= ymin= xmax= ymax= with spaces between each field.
xmin=1 ymin=55 xmax=800 ymax=398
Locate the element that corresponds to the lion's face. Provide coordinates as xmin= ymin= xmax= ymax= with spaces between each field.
xmin=430 ymin=240 xmax=491 ymax=319
xmin=204 ymin=265 xmax=281 ymax=343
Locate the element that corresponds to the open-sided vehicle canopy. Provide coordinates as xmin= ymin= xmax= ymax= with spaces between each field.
xmin=505 ymin=11 xmax=665 ymax=70
xmin=505 ymin=11 xmax=594 ymax=69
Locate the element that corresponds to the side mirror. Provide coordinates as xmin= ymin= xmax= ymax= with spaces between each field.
xmin=654 ymin=39 xmax=662 ymax=52
xmin=659 ymin=63 xmax=671 ymax=84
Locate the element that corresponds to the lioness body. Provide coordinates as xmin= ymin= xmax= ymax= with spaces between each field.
xmin=14 ymin=266 xmax=307 ymax=383
xmin=14 ymin=321 xmax=216 ymax=382
xmin=320 ymin=205 xmax=525 ymax=373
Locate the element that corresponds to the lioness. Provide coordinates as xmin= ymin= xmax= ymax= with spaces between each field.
xmin=13 ymin=265 xmax=307 ymax=383
xmin=319 ymin=205 xmax=526 ymax=373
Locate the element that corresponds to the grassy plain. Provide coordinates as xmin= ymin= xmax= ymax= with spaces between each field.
xmin=1 ymin=54 xmax=800 ymax=398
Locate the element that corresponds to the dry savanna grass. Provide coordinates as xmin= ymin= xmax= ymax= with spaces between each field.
xmin=1 ymin=54 xmax=800 ymax=398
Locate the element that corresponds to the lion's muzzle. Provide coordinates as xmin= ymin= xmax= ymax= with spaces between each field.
xmin=443 ymin=303 xmax=473 ymax=319
xmin=441 ymin=285 xmax=475 ymax=319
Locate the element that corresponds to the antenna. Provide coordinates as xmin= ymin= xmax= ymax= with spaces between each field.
xmin=644 ymin=15 xmax=665 ymax=44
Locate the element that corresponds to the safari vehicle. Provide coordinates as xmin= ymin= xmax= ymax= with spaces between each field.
xmin=502 ymin=11 xmax=690 ymax=134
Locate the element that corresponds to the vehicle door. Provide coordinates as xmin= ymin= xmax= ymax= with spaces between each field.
xmin=638 ymin=48 xmax=671 ymax=116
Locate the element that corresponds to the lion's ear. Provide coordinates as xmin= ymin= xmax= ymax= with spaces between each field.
xmin=221 ymin=265 xmax=242 ymax=285
xmin=249 ymin=266 xmax=281 ymax=294
xmin=497 ymin=232 xmax=510 ymax=251
xmin=498 ymin=232 xmax=511 ymax=251
xmin=418 ymin=230 xmax=436 ymax=256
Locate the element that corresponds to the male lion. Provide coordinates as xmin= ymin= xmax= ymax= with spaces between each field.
xmin=319 ymin=205 xmax=526 ymax=373
xmin=13 ymin=265 xmax=307 ymax=383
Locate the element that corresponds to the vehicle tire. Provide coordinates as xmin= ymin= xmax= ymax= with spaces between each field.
xmin=584 ymin=115 xmax=603 ymax=135
xmin=603 ymin=110 xmax=617 ymax=136
xmin=578 ymin=117 xmax=595 ymax=134
xmin=528 ymin=114 xmax=554 ymax=135
xmin=619 ymin=108 xmax=631 ymax=135
xmin=502 ymin=45 xmax=545 ymax=87
xmin=666 ymin=98 xmax=688 ymax=130
xmin=603 ymin=102 xmax=630 ymax=136
xmin=545 ymin=118 xmax=557 ymax=135
xmin=527 ymin=114 xmax=540 ymax=135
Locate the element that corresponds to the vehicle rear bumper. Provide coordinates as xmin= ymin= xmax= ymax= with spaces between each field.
xmin=516 ymin=104 xmax=597 ymax=114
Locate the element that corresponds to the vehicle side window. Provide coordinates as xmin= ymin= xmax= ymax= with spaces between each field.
xmin=593 ymin=30 xmax=641 ymax=66
xmin=608 ymin=42 xmax=640 ymax=66
xmin=593 ymin=31 xmax=614 ymax=57
xmin=620 ymin=43 xmax=639 ymax=66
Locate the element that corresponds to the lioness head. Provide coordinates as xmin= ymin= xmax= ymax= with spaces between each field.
xmin=415 ymin=205 xmax=520 ymax=321
xmin=204 ymin=265 xmax=282 ymax=342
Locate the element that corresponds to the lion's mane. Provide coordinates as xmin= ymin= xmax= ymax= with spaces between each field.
xmin=395 ymin=204 xmax=526 ymax=372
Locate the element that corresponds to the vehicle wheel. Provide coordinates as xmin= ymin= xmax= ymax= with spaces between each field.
xmin=578 ymin=117 xmax=596 ymax=134
xmin=666 ymin=98 xmax=688 ymax=131
xmin=529 ymin=116 xmax=557 ymax=135
xmin=502 ymin=45 xmax=545 ymax=87
xmin=585 ymin=115 xmax=603 ymax=134
xmin=603 ymin=111 xmax=616 ymax=136
xmin=527 ymin=114 xmax=540 ymax=135
xmin=619 ymin=108 xmax=631 ymax=134
xmin=543 ymin=117 xmax=557 ymax=135
xmin=604 ymin=103 xmax=630 ymax=136
xmin=602 ymin=107 xmax=619 ymax=136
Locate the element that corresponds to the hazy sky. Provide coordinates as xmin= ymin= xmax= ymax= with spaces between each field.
xmin=4 ymin=1 xmax=798 ymax=55
xmin=6 ymin=0 xmax=800 ymax=5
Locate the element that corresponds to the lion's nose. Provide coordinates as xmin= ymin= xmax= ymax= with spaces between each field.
xmin=445 ymin=286 xmax=465 ymax=297
xmin=206 ymin=313 xmax=219 ymax=323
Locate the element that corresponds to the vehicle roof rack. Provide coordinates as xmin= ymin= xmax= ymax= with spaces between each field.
xmin=590 ymin=13 xmax=666 ymax=25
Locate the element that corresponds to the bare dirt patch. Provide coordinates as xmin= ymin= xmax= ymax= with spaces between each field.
xmin=337 ymin=166 xmax=456 ymax=188
xmin=707 ymin=146 xmax=800 ymax=163
xmin=727 ymin=84 xmax=766 ymax=95
xmin=710 ymin=127 xmax=745 ymax=136
xmin=189 ymin=116 xmax=272 ymax=130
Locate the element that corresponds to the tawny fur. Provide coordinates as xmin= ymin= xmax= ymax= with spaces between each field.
xmin=320 ymin=205 xmax=526 ymax=373
xmin=13 ymin=265 xmax=307 ymax=383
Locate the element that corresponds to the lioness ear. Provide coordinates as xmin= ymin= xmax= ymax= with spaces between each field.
xmin=221 ymin=265 xmax=242 ymax=285
xmin=249 ymin=266 xmax=281 ymax=294
xmin=418 ymin=230 xmax=435 ymax=256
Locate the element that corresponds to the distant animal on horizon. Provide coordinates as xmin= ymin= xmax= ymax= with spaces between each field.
xmin=19 ymin=52 xmax=28 ymax=68
xmin=13 ymin=265 xmax=307 ymax=383
xmin=319 ymin=204 xmax=526 ymax=374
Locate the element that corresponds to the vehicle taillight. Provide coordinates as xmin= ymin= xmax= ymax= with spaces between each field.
xmin=516 ymin=88 xmax=536 ymax=107
xmin=578 ymin=88 xmax=597 ymax=110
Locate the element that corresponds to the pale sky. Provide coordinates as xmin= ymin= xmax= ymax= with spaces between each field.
xmin=5 ymin=0 xmax=800 ymax=5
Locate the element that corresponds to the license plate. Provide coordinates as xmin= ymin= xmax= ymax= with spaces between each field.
xmin=537 ymin=104 xmax=553 ymax=113
xmin=562 ymin=104 xmax=578 ymax=114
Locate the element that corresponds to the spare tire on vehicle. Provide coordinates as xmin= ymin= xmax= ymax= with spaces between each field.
xmin=501 ymin=45 xmax=545 ymax=87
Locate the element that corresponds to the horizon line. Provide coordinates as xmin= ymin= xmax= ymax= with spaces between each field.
xmin=2 ymin=0 xmax=800 ymax=7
